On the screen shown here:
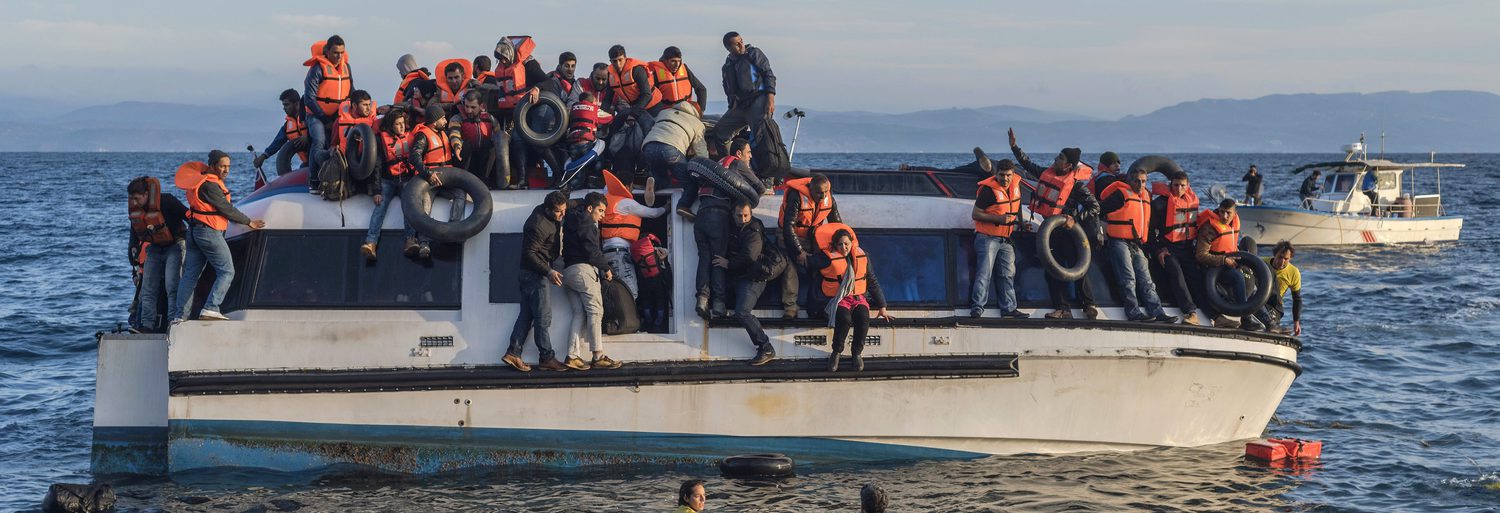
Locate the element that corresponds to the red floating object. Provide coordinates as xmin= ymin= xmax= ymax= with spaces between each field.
xmin=1246 ymin=438 xmax=1322 ymax=462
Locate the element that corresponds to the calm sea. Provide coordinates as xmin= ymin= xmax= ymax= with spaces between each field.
xmin=1 ymin=152 xmax=1497 ymax=512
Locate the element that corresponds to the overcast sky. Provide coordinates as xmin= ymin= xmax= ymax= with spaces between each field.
xmin=4 ymin=0 xmax=1496 ymax=119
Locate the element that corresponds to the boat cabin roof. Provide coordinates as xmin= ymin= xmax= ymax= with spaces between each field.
xmin=1293 ymin=159 xmax=1465 ymax=174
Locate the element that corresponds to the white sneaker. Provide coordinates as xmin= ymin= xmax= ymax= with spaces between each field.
xmin=198 ymin=310 xmax=229 ymax=321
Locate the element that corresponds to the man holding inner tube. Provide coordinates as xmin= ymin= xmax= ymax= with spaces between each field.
xmin=1194 ymin=199 xmax=1266 ymax=331
xmin=1008 ymin=128 xmax=1102 ymax=320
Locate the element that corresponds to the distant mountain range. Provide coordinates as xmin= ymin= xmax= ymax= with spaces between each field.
xmin=1 ymin=91 xmax=1496 ymax=152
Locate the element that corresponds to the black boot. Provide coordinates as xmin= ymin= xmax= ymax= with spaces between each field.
xmin=853 ymin=353 xmax=864 ymax=372
xmin=827 ymin=353 xmax=840 ymax=372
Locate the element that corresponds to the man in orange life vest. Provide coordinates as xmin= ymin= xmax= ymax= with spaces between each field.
xmin=128 ymin=176 xmax=189 ymax=332
xmin=1008 ymin=128 xmax=1102 ymax=319
xmin=302 ymin=35 xmax=353 ymax=192
xmin=432 ymin=59 xmax=476 ymax=118
xmin=605 ymin=45 xmax=661 ymax=117
xmin=253 ymin=89 xmax=309 ymax=173
xmin=1195 ymin=199 xmax=1266 ymax=331
xmin=970 ymin=159 xmax=1031 ymax=319
xmin=390 ymin=54 xmax=432 ymax=113
xmin=780 ymin=173 xmax=841 ymax=319
xmin=648 ymin=46 xmax=708 ymax=116
xmin=484 ymin=37 xmax=549 ymax=189
xmin=598 ymin=169 xmax=665 ymax=300
xmin=1147 ymin=173 xmax=1209 ymax=326
xmin=408 ymin=105 xmax=461 ymax=259
xmin=1099 ymin=166 xmax=1179 ymax=323
xmin=473 ymin=55 xmax=493 ymax=82
xmin=173 ymin=151 xmax=266 ymax=323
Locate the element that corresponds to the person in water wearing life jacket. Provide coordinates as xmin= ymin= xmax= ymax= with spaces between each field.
xmin=561 ymin=192 xmax=623 ymax=370
xmin=648 ymin=46 xmax=708 ymax=116
xmin=127 ymin=176 xmax=189 ymax=333
xmin=1148 ymin=173 xmax=1208 ymax=326
xmin=1194 ymin=199 xmax=1265 ymax=331
xmin=599 ymin=170 xmax=664 ymax=300
xmin=408 ymin=105 xmax=462 ymax=259
xmin=1099 ymin=166 xmax=1180 ymax=323
xmin=253 ymin=89 xmax=309 ymax=173
xmin=674 ymin=479 xmax=707 ymax=513
xmin=691 ymin=139 xmax=763 ymax=320
xmin=709 ymin=32 xmax=776 ymax=157
xmin=641 ymin=102 xmax=709 ymax=211
xmin=781 ymin=173 xmax=841 ymax=319
xmin=1008 ymin=128 xmax=1103 ymax=320
xmin=446 ymin=90 xmax=499 ymax=187
xmin=504 ymin=191 xmax=573 ymax=373
xmin=809 ymin=224 xmax=892 ymax=372
xmin=360 ymin=109 xmax=422 ymax=260
xmin=1242 ymin=164 xmax=1264 ymax=206
xmin=970 ymin=159 xmax=1030 ymax=319
xmin=604 ymin=45 xmax=661 ymax=118
xmin=173 ymin=151 xmax=266 ymax=323
xmin=1259 ymin=241 xmax=1302 ymax=335
xmin=483 ymin=37 xmax=548 ymax=189
xmin=302 ymin=35 xmax=353 ymax=193
xmin=391 ymin=54 xmax=432 ymax=112
xmin=718 ymin=201 xmax=781 ymax=365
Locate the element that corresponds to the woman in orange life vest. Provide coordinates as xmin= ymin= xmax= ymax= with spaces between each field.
xmin=360 ymin=109 xmax=421 ymax=260
xmin=1147 ymin=173 xmax=1210 ymax=326
xmin=807 ymin=223 xmax=893 ymax=372
xmin=1099 ymin=165 xmax=1178 ymax=324
xmin=172 ymin=151 xmax=266 ymax=323
xmin=301 ymin=35 xmax=352 ymax=191
xmin=1194 ymin=199 xmax=1266 ymax=331
xmin=127 ymin=176 xmax=190 ymax=332
xmin=253 ymin=89 xmax=309 ymax=172
xmin=969 ymin=159 xmax=1031 ymax=320
xmin=1007 ymin=127 xmax=1102 ymax=320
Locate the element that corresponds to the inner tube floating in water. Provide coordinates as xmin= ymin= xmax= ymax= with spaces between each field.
xmin=1126 ymin=155 xmax=1187 ymax=181
xmin=687 ymin=157 xmax=764 ymax=208
xmin=401 ymin=167 xmax=494 ymax=243
xmin=344 ymin=123 xmax=378 ymax=181
xmin=514 ymin=91 xmax=569 ymax=147
xmin=1203 ymin=250 xmax=1273 ymax=317
xmin=719 ymin=453 xmax=794 ymax=478
xmin=1035 ymin=215 xmax=1091 ymax=282
xmin=276 ymin=137 xmax=311 ymax=177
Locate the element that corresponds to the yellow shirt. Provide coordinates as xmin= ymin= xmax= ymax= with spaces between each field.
xmin=1262 ymin=257 xmax=1301 ymax=298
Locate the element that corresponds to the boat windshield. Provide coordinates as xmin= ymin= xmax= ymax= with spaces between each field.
xmin=1324 ymin=173 xmax=1359 ymax=194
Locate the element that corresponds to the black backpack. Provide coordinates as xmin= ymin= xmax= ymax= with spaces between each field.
xmin=601 ymin=277 xmax=641 ymax=335
xmin=752 ymin=226 xmax=789 ymax=282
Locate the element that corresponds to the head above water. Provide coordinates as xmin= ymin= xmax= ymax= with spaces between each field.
xmin=723 ymin=31 xmax=746 ymax=54
xmin=677 ymin=479 xmax=706 ymax=511
xmin=860 ymin=483 xmax=888 ymax=513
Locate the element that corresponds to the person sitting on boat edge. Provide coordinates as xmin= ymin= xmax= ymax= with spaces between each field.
xmin=1008 ymin=127 xmax=1103 ymax=320
xmin=504 ymin=191 xmax=573 ymax=373
xmin=1148 ymin=173 xmax=1208 ymax=326
xmin=302 ymin=35 xmax=352 ymax=193
xmin=360 ymin=109 xmax=421 ymax=260
xmin=561 ymin=192 xmax=623 ymax=370
xmin=1299 ymin=170 xmax=1322 ymax=207
xmin=1242 ymin=164 xmax=1264 ymax=206
xmin=408 ymin=105 xmax=462 ymax=259
xmin=173 ymin=150 xmax=266 ymax=323
xmin=970 ymin=158 xmax=1030 ymax=319
xmin=780 ymin=173 xmax=841 ymax=320
xmin=674 ymin=479 xmax=707 ymax=513
xmin=252 ymin=89 xmax=308 ymax=173
xmin=127 ymin=176 xmax=189 ymax=333
xmin=1194 ymin=199 xmax=1265 ymax=331
xmin=599 ymin=169 xmax=665 ymax=301
xmin=1261 ymin=241 xmax=1302 ymax=335
xmin=718 ymin=201 xmax=783 ymax=365
xmin=810 ymin=223 xmax=893 ymax=372
xmin=1100 ymin=165 xmax=1180 ymax=323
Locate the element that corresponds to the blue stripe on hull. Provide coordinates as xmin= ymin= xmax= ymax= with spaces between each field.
xmin=168 ymin=420 xmax=986 ymax=474
xmin=92 ymin=426 xmax=169 ymax=476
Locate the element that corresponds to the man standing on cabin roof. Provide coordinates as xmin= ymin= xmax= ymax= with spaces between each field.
xmin=173 ymin=151 xmax=266 ymax=324
xmin=1260 ymin=241 xmax=1302 ymax=335
xmin=1243 ymin=164 xmax=1264 ymax=206
xmin=780 ymin=173 xmax=841 ymax=320
xmin=1100 ymin=166 xmax=1179 ymax=323
xmin=709 ymin=32 xmax=776 ymax=157
xmin=253 ymin=89 xmax=309 ymax=173
xmin=302 ymin=35 xmax=352 ymax=194
xmin=128 ymin=176 xmax=189 ymax=333
xmin=1148 ymin=173 xmax=1207 ymax=326
xmin=970 ymin=159 xmax=1031 ymax=319
xmin=1008 ymin=128 xmax=1102 ymax=320
xmin=1195 ymin=199 xmax=1265 ymax=331
xmin=561 ymin=192 xmax=623 ymax=370
xmin=649 ymin=46 xmax=708 ymax=116
xmin=504 ymin=191 xmax=573 ymax=373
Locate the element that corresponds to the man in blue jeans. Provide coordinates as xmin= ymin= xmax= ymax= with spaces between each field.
xmin=127 ymin=176 xmax=189 ymax=332
xmin=970 ymin=159 xmax=1030 ymax=319
xmin=173 ymin=150 xmax=265 ymax=323
xmin=717 ymin=201 xmax=778 ymax=365
xmin=302 ymin=35 xmax=353 ymax=192
xmin=503 ymin=191 xmax=572 ymax=372
xmin=1098 ymin=165 xmax=1178 ymax=323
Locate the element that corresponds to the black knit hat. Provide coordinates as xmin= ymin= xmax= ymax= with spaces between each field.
xmin=424 ymin=105 xmax=446 ymax=124
xmin=1099 ymin=151 xmax=1120 ymax=167
xmin=1060 ymin=147 xmax=1082 ymax=165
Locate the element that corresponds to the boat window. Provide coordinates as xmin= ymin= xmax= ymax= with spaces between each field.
xmin=355 ymin=233 xmax=462 ymax=306
xmin=253 ymin=234 xmax=351 ymax=305
xmin=488 ymin=233 xmax=526 ymax=303
xmin=936 ymin=173 xmax=982 ymax=199
xmin=1325 ymin=173 xmax=1357 ymax=194
xmin=223 ymin=230 xmax=462 ymax=311
xmin=820 ymin=171 xmax=946 ymax=196
xmin=859 ymin=231 xmax=951 ymax=305
xmin=953 ymin=232 xmax=1120 ymax=308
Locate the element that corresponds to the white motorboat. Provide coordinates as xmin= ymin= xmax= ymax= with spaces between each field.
xmin=1234 ymin=137 xmax=1464 ymax=246
xmin=93 ymin=167 xmax=1300 ymax=475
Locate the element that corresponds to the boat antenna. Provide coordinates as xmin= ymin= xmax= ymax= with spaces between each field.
xmin=1379 ymin=131 xmax=1385 ymax=159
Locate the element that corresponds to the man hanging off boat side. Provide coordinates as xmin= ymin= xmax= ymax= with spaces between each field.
xmin=1195 ymin=199 xmax=1265 ymax=331
xmin=302 ymin=35 xmax=353 ymax=194
xmin=1260 ymin=241 xmax=1302 ymax=335
xmin=1008 ymin=128 xmax=1102 ymax=320
xmin=253 ymin=89 xmax=309 ymax=174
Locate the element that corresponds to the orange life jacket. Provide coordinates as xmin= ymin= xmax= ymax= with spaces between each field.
xmin=1030 ymin=163 xmax=1093 ymax=218
xmin=649 ymin=61 xmax=694 ymax=106
xmin=393 ymin=68 xmax=431 ymax=105
xmin=303 ymin=41 xmax=351 ymax=117
xmin=1197 ymin=208 xmax=1241 ymax=255
xmin=815 ymin=222 xmax=868 ymax=297
xmin=608 ymin=57 xmax=662 ymax=110
xmin=974 ymin=176 xmax=1022 ymax=238
xmin=175 ymin=162 xmax=232 ymax=232
xmin=433 ymin=58 xmax=473 ymax=105
xmin=411 ymin=124 xmax=453 ymax=167
xmin=129 ymin=176 xmax=176 ymax=246
xmin=1150 ymin=182 xmax=1200 ymax=244
xmin=1102 ymin=181 xmax=1151 ymax=243
xmin=599 ymin=170 xmax=643 ymax=241
xmin=282 ymin=114 xmax=309 ymax=162
xmin=333 ymin=101 xmax=379 ymax=149
xmin=779 ymin=177 xmax=834 ymax=241
xmin=382 ymin=130 xmax=413 ymax=177
xmin=490 ymin=36 xmax=537 ymax=111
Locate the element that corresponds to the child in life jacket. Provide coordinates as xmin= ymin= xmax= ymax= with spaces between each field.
xmin=631 ymin=232 xmax=671 ymax=333
xmin=567 ymin=92 xmax=613 ymax=153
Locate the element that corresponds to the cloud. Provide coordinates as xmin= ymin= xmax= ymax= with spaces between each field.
xmin=15 ymin=19 xmax=152 ymax=39
xmin=411 ymin=40 xmax=457 ymax=56
xmin=272 ymin=14 xmax=347 ymax=28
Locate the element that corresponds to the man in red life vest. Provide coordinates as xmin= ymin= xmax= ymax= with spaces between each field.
xmin=1008 ymin=128 xmax=1102 ymax=320
xmin=253 ymin=89 xmax=309 ymax=173
xmin=446 ymin=89 xmax=499 ymax=186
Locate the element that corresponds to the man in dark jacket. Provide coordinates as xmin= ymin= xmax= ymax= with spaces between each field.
xmin=715 ymin=201 xmax=777 ymax=365
xmin=561 ymin=192 xmax=622 ymax=370
xmin=128 ymin=176 xmax=190 ymax=332
xmin=709 ymin=32 xmax=776 ymax=155
xmin=693 ymin=140 xmax=764 ymax=319
xmin=1008 ymin=128 xmax=1101 ymax=319
xmin=504 ymin=191 xmax=571 ymax=372
xmin=780 ymin=173 xmax=841 ymax=319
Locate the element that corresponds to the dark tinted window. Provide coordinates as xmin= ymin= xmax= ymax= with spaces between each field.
xmin=936 ymin=173 xmax=982 ymax=200
xmin=253 ymin=234 xmax=351 ymax=305
xmin=220 ymin=233 xmax=257 ymax=313
xmin=954 ymin=232 xmax=1118 ymax=308
xmin=822 ymin=171 xmax=944 ymax=196
xmin=226 ymin=230 xmax=461 ymax=310
xmin=489 ymin=233 xmax=525 ymax=303
xmin=858 ymin=232 xmax=949 ymax=305
xmin=356 ymin=233 xmax=461 ymax=306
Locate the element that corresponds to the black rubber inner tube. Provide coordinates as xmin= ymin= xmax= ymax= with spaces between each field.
xmin=276 ymin=137 xmax=311 ymax=176
xmin=687 ymin=157 xmax=763 ymax=208
xmin=344 ymin=124 xmax=378 ymax=181
xmin=514 ymin=91 xmax=569 ymax=147
xmin=400 ymin=168 xmax=494 ymax=243
xmin=1239 ymin=234 xmax=1258 ymax=255
xmin=1035 ymin=215 xmax=1091 ymax=282
xmin=718 ymin=453 xmax=794 ymax=478
xmin=1203 ymin=250 xmax=1273 ymax=317
xmin=491 ymin=127 xmax=513 ymax=189
xmin=1126 ymin=155 xmax=1187 ymax=181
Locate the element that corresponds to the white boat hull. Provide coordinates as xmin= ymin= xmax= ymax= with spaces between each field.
xmin=1237 ymin=206 xmax=1462 ymax=246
